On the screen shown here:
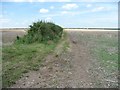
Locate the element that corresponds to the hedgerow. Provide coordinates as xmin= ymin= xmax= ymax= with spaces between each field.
xmin=16 ymin=21 xmax=63 ymax=44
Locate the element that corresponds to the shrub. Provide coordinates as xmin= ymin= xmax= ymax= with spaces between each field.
xmin=16 ymin=21 xmax=63 ymax=44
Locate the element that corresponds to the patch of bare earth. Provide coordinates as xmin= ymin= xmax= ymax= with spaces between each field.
xmin=11 ymin=37 xmax=73 ymax=88
xmin=2 ymin=30 xmax=26 ymax=45
xmin=11 ymin=30 xmax=118 ymax=88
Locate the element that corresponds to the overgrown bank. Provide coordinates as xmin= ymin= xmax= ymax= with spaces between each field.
xmin=15 ymin=21 xmax=63 ymax=44
xmin=2 ymin=21 xmax=64 ymax=87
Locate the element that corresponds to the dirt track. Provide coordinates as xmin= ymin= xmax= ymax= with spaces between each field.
xmin=11 ymin=30 xmax=118 ymax=88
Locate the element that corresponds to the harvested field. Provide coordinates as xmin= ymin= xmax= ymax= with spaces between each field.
xmin=3 ymin=29 xmax=118 ymax=88
xmin=1 ymin=29 xmax=27 ymax=45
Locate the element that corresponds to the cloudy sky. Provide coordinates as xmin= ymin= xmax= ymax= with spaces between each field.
xmin=0 ymin=0 xmax=119 ymax=28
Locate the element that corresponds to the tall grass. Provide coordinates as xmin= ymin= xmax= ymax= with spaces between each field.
xmin=2 ymin=42 xmax=57 ymax=87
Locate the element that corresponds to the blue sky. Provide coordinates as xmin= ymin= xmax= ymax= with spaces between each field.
xmin=0 ymin=0 xmax=119 ymax=28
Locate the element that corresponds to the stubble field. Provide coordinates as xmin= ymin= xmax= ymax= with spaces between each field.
xmin=1 ymin=29 xmax=119 ymax=88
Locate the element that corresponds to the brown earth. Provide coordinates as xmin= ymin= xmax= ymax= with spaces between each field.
xmin=1 ymin=30 xmax=26 ymax=45
xmin=7 ymin=29 xmax=118 ymax=88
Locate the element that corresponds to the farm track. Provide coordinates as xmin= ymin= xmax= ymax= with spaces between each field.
xmin=3 ymin=29 xmax=118 ymax=88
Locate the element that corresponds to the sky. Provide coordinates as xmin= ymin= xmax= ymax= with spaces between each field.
xmin=0 ymin=0 xmax=119 ymax=28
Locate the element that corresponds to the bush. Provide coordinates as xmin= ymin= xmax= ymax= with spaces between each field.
xmin=16 ymin=21 xmax=63 ymax=44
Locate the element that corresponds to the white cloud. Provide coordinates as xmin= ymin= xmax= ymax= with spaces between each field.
xmin=0 ymin=15 xmax=3 ymax=18
xmin=10 ymin=0 xmax=29 ymax=2
xmin=1 ymin=0 xmax=71 ymax=2
xmin=12 ymin=0 xmax=25 ymax=2
xmin=2 ymin=0 xmax=33 ymax=2
xmin=0 ymin=18 xmax=10 ymax=28
xmin=61 ymin=11 xmax=68 ymax=14
xmin=2 ymin=0 xmax=119 ymax=2
xmin=91 ymin=7 xmax=105 ymax=12
xmin=0 ymin=18 xmax=10 ymax=23
xmin=62 ymin=3 xmax=79 ymax=10
xmin=41 ymin=13 xmax=61 ymax=18
xmin=61 ymin=11 xmax=79 ymax=15
xmin=38 ymin=0 xmax=71 ymax=2
xmin=86 ymin=4 xmax=92 ymax=8
xmin=50 ymin=6 xmax=54 ymax=9
xmin=39 ymin=8 xmax=49 ymax=13
xmin=45 ymin=17 xmax=53 ymax=22
xmin=1 ymin=0 xmax=120 ymax=2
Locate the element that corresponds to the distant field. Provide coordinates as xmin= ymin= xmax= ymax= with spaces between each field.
xmin=67 ymin=30 xmax=118 ymax=88
xmin=64 ymin=28 xmax=119 ymax=31
xmin=1 ymin=28 xmax=118 ymax=44
xmin=1 ymin=29 xmax=27 ymax=45
xmin=64 ymin=28 xmax=119 ymax=30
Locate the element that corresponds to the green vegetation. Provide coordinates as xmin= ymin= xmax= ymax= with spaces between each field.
xmin=54 ymin=31 xmax=70 ymax=57
xmin=62 ymin=32 xmax=70 ymax=52
xmin=2 ymin=21 xmax=64 ymax=87
xmin=92 ymin=38 xmax=118 ymax=73
xmin=16 ymin=21 xmax=63 ymax=44
xmin=79 ymin=32 xmax=118 ymax=87
xmin=79 ymin=33 xmax=118 ymax=73
xmin=2 ymin=42 xmax=57 ymax=87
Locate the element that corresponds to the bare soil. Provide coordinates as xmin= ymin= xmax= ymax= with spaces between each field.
xmin=1 ymin=30 xmax=26 ymax=45
xmin=9 ymin=29 xmax=118 ymax=88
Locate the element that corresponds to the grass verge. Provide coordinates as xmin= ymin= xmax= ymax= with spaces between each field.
xmin=2 ymin=43 xmax=56 ymax=87
xmin=2 ymin=32 xmax=68 ymax=87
